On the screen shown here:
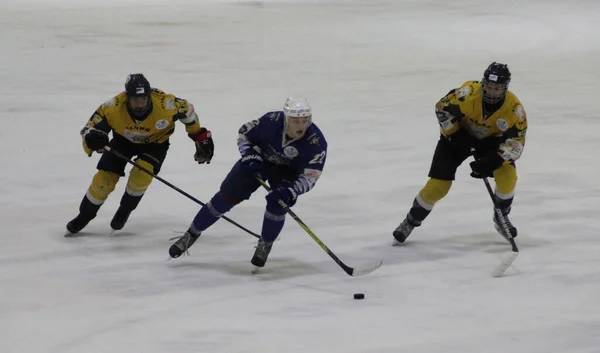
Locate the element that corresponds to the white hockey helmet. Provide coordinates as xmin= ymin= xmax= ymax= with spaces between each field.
xmin=283 ymin=97 xmax=312 ymax=138
xmin=283 ymin=97 xmax=312 ymax=118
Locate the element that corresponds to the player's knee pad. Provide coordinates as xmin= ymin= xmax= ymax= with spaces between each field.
xmin=127 ymin=159 xmax=154 ymax=196
xmin=87 ymin=170 xmax=120 ymax=203
xmin=419 ymin=178 xmax=452 ymax=206
xmin=493 ymin=162 xmax=517 ymax=199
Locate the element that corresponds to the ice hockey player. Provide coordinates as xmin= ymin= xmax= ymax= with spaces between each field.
xmin=393 ymin=62 xmax=528 ymax=244
xmin=65 ymin=73 xmax=214 ymax=235
xmin=168 ymin=97 xmax=327 ymax=271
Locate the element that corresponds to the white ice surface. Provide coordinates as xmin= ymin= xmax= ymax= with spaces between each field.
xmin=1 ymin=1 xmax=600 ymax=352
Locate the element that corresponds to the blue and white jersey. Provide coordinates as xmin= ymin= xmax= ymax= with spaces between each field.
xmin=237 ymin=111 xmax=327 ymax=196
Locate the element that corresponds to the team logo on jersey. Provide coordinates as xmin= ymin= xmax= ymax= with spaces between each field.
xmin=155 ymin=120 xmax=169 ymax=130
xmin=283 ymin=146 xmax=299 ymax=158
xmin=496 ymin=118 xmax=508 ymax=131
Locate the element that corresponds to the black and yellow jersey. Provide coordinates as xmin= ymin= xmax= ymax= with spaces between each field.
xmin=435 ymin=80 xmax=527 ymax=161
xmin=81 ymin=88 xmax=202 ymax=155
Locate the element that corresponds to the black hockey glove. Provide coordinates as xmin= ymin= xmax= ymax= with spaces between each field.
xmin=266 ymin=186 xmax=297 ymax=207
xmin=189 ymin=128 xmax=214 ymax=164
xmin=470 ymin=151 xmax=504 ymax=179
xmin=84 ymin=128 xmax=109 ymax=152
xmin=240 ymin=152 xmax=263 ymax=177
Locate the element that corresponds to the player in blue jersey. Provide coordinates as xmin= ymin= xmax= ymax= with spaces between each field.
xmin=169 ymin=97 xmax=328 ymax=269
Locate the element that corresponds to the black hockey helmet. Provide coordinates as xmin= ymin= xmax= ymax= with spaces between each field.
xmin=124 ymin=73 xmax=152 ymax=119
xmin=482 ymin=62 xmax=511 ymax=104
xmin=125 ymin=73 xmax=151 ymax=97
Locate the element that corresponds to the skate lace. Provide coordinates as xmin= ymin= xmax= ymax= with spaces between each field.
xmin=495 ymin=213 xmax=515 ymax=231
xmin=169 ymin=233 xmax=193 ymax=257
xmin=397 ymin=219 xmax=414 ymax=235
xmin=254 ymin=241 xmax=271 ymax=260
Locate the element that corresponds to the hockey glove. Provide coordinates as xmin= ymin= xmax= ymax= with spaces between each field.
xmin=266 ymin=186 xmax=297 ymax=207
xmin=470 ymin=151 xmax=504 ymax=179
xmin=189 ymin=128 xmax=214 ymax=164
xmin=83 ymin=128 xmax=109 ymax=152
xmin=240 ymin=152 xmax=264 ymax=177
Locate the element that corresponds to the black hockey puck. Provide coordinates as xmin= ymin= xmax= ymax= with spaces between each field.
xmin=353 ymin=293 xmax=365 ymax=300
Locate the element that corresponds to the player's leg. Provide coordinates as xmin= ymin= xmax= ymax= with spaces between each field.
xmin=492 ymin=161 xmax=518 ymax=238
xmin=110 ymin=141 xmax=169 ymax=231
xmin=250 ymin=167 xmax=297 ymax=268
xmin=169 ymin=160 xmax=261 ymax=258
xmin=66 ymin=138 xmax=131 ymax=235
xmin=393 ymin=134 xmax=471 ymax=244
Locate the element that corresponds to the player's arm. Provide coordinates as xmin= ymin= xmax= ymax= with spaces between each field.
xmin=291 ymin=141 xmax=328 ymax=196
xmin=237 ymin=113 xmax=273 ymax=157
xmin=435 ymin=88 xmax=466 ymax=138
xmin=498 ymin=103 xmax=527 ymax=161
xmin=174 ymin=97 xmax=214 ymax=164
xmin=80 ymin=105 xmax=112 ymax=156
xmin=173 ymin=98 xmax=202 ymax=134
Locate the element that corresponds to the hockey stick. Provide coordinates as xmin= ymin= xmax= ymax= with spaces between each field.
xmin=104 ymin=146 xmax=260 ymax=239
xmin=256 ymin=177 xmax=382 ymax=277
xmin=481 ymin=176 xmax=519 ymax=277
xmin=471 ymin=147 xmax=519 ymax=276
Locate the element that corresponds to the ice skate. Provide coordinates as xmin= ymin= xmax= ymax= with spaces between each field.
xmin=251 ymin=238 xmax=273 ymax=272
xmin=110 ymin=207 xmax=133 ymax=232
xmin=392 ymin=217 xmax=416 ymax=245
xmin=169 ymin=230 xmax=201 ymax=258
xmin=65 ymin=213 xmax=95 ymax=236
xmin=493 ymin=211 xmax=518 ymax=240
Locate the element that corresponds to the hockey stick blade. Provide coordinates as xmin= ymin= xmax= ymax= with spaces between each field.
xmin=491 ymin=251 xmax=518 ymax=277
xmin=349 ymin=260 xmax=383 ymax=277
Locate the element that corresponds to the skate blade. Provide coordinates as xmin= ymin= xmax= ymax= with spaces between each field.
xmin=392 ymin=237 xmax=405 ymax=246
xmin=64 ymin=230 xmax=76 ymax=238
xmin=251 ymin=266 xmax=261 ymax=274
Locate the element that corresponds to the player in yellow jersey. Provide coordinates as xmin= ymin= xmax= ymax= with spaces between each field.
xmin=393 ymin=62 xmax=527 ymax=244
xmin=65 ymin=73 xmax=214 ymax=235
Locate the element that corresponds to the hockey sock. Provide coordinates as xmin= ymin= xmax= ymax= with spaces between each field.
xmin=260 ymin=204 xmax=286 ymax=243
xmin=407 ymin=196 xmax=431 ymax=225
xmin=79 ymin=195 xmax=102 ymax=217
xmin=119 ymin=192 xmax=143 ymax=210
xmin=494 ymin=195 xmax=513 ymax=213
xmin=190 ymin=191 xmax=235 ymax=233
